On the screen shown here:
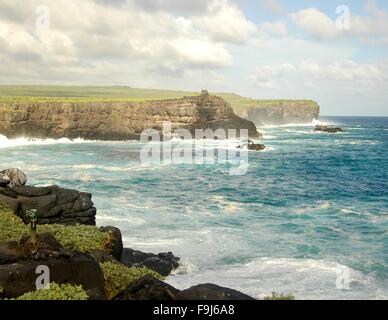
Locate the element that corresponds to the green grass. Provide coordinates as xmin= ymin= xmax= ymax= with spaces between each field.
xmin=0 ymin=202 xmax=110 ymax=253
xmin=15 ymin=283 xmax=89 ymax=300
xmin=100 ymin=261 xmax=164 ymax=300
xmin=0 ymin=85 xmax=317 ymax=109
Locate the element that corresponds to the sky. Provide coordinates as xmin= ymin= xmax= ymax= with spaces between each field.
xmin=0 ymin=0 xmax=387 ymax=116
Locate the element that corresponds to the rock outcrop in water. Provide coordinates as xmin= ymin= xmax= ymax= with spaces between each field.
xmin=237 ymin=139 xmax=266 ymax=151
xmin=0 ymin=95 xmax=259 ymax=140
xmin=234 ymin=101 xmax=320 ymax=125
xmin=314 ymin=125 xmax=343 ymax=133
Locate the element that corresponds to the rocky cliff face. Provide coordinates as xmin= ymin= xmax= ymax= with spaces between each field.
xmin=233 ymin=101 xmax=320 ymax=125
xmin=0 ymin=95 xmax=259 ymax=140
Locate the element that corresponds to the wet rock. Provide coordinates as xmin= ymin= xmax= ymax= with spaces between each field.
xmin=121 ymin=248 xmax=180 ymax=276
xmin=114 ymin=275 xmax=180 ymax=300
xmin=314 ymin=125 xmax=343 ymax=133
xmin=237 ymin=139 xmax=266 ymax=151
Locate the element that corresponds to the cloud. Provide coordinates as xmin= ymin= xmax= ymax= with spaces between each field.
xmin=129 ymin=0 xmax=210 ymax=16
xmin=258 ymin=21 xmax=288 ymax=37
xmin=193 ymin=0 xmax=257 ymax=44
xmin=291 ymin=4 xmax=388 ymax=44
xmin=248 ymin=60 xmax=388 ymax=94
xmin=0 ymin=0 xmax=250 ymax=85
xmin=260 ymin=0 xmax=284 ymax=14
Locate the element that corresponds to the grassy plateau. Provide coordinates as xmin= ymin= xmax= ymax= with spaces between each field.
xmin=0 ymin=85 xmax=317 ymax=110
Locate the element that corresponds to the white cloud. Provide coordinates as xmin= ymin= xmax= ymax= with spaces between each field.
xmin=291 ymin=8 xmax=338 ymax=40
xmin=0 ymin=0 xmax=251 ymax=85
xmin=260 ymin=0 xmax=284 ymax=14
xmin=291 ymin=4 xmax=388 ymax=44
xmin=248 ymin=60 xmax=388 ymax=94
xmin=258 ymin=21 xmax=288 ymax=37
xmin=194 ymin=0 xmax=257 ymax=44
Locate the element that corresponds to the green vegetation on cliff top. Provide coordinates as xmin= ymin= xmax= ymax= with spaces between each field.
xmin=0 ymin=85 xmax=318 ymax=109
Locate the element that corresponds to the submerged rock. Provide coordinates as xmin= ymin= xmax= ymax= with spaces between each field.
xmin=121 ymin=248 xmax=180 ymax=276
xmin=314 ymin=125 xmax=343 ymax=133
xmin=0 ymin=234 xmax=105 ymax=299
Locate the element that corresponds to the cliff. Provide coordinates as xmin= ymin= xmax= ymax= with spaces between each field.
xmin=232 ymin=100 xmax=320 ymax=125
xmin=0 ymin=95 xmax=259 ymax=140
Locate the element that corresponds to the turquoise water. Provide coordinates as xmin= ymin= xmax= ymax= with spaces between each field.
xmin=0 ymin=116 xmax=387 ymax=299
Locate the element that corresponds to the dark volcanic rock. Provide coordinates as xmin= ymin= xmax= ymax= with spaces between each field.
xmin=99 ymin=226 xmax=123 ymax=260
xmin=121 ymin=248 xmax=180 ymax=276
xmin=237 ymin=139 xmax=266 ymax=151
xmin=114 ymin=275 xmax=180 ymax=300
xmin=0 ymin=234 xmax=105 ymax=299
xmin=0 ymin=173 xmax=96 ymax=226
xmin=314 ymin=125 xmax=343 ymax=133
xmin=176 ymin=284 xmax=256 ymax=300
xmin=114 ymin=276 xmax=255 ymax=301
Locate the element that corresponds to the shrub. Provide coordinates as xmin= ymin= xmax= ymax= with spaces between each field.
xmin=0 ymin=203 xmax=29 ymax=243
xmin=0 ymin=202 xmax=110 ymax=253
xmin=16 ymin=283 xmax=88 ymax=300
xmin=100 ymin=262 xmax=164 ymax=300
xmin=264 ymin=292 xmax=295 ymax=300
xmin=39 ymin=224 xmax=109 ymax=253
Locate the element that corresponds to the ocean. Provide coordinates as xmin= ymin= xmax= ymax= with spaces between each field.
xmin=0 ymin=116 xmax=387 ymax=300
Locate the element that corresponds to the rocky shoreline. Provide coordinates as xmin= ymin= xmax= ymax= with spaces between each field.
xmin=0 ymin=169 xmax=256 ymax=300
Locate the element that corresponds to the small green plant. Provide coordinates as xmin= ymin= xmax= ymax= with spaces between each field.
xmin=100 ymin=261 xmax=164 ymax=300
xmin=16 ymin=283 xmax=88 ymax=300
xmin=264 ymin=292 xmax=295 ymax=300
xmin=0 ymin=202 xmax=110 ymax=253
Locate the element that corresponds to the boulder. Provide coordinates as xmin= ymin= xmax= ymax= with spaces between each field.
xmin=114 ymin=276 xmax=256 ymax=301
xmin=314 ymin=125 xmax=343 ymax=133
xmin=0 ymin=169 xmax=27 ymax=187
xmin=0 ymin=234 xmax=105 ymax=299
xmin=99 ymin=226 xmax=123 ymax=260
xmin=114 ymin=275 xmax=180 ymax=300
xmin=121 ymin=248 xmax=180 ymax=276
xmin=176 ymin=284 xmax=256 ymax=300
xmin=0 ymin=184 xmax=96 ymax=226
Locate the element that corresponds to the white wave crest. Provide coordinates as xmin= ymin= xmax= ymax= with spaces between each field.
xmin=167 ymin=257 xmax=387 ymax=300
xmin=0 ymin=134 xmax=89 ymax=149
